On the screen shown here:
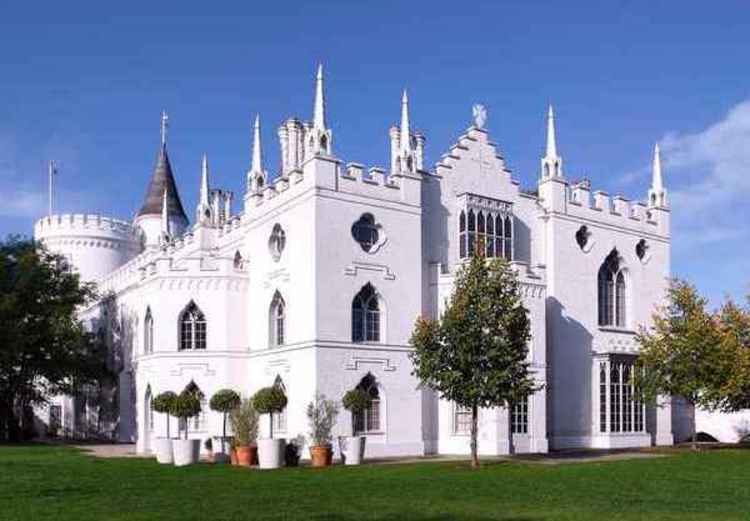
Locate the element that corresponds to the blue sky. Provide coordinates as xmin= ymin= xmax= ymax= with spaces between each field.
xmin=0 ymin=1 xmax=748 ymax=305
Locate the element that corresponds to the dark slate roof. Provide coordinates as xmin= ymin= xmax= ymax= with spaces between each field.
xmin=137 ymin=145 xmax=188 ymax=223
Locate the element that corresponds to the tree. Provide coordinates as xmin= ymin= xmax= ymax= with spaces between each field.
xmin=151 ymin=391 xmax=177 ymax=439
xmin=210 ymin=389 xmax=241 ymax=453
xmin=252 ymin=385 xmax=287 ymax=439
xmin=0 ymin=236 xmax=111 ymax=442
xmin=634 ymin=279 xmax=724 ymax=449
xmin=713 ymin=296 xmax=750 ymax=414
xmin=172 ymin=392 xmax=202 ymax=440
xmin=410 ymin=250 xmax=537 ymax=468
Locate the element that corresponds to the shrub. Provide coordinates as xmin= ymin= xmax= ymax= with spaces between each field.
xmin=306 ymin=393 xmax=339 ymax=447
xmin=229 ymin=399 xmax=259 ymax=447
xmin=252 ymin=386 xmax=287 ymax=415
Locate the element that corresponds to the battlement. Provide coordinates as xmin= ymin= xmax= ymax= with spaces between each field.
xmin=246 ymin=154 xmax=422 ymax=217
xmin=35 ymin=214 xmax=137 ymax=241
xmin=543 ymin=178 xmax=670 ymax=237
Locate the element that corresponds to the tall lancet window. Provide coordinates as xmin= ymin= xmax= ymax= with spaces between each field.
xmin=144 ymin=307 xmax=154 ymax=354
xmin=270 ymin=292 xmax=286 ymax=347
xmin=179 ymin=301 xmax=207 ymax=350
xmin=598 ymin=250 xmax=627 ymax=327
xmin=352 ymin=283 xmax=381 ymax=343
xmin=459 ymin=210 xmax=467 ymax=259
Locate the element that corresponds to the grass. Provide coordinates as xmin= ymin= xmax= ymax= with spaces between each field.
xmin=1 ymin=445 xmax=750 ymax=520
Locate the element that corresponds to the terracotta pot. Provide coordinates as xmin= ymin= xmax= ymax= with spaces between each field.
xmin=230 ymin=449 xmax=238 ymax=465
xmin=310 ymin=445 xmax=333 ymax=467
xmin=236 ymin=446 xmax=253 ymax=467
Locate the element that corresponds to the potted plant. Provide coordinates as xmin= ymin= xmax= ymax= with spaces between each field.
xmin=229 ymin=398 xmax=259 ymax=467
xmin=171 ymin=391 xmax=202 ymax=466
xmin=341 ymin=388 xmax=370 ymax=465
xmin=209 ymin=389 xmax=241 ymax=464
xmin=229 ymin=437 xmax=238 ymax=465
xmin=306 ymin=392 xmax=339 ymax=467
xmin=252 ymin=385 xmax=287 ymax=469
xmin=151 ymin=391 xmax=177 ymax=464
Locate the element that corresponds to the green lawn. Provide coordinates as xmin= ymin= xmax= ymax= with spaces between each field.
xmin=1 ymin=445 xmax=750 ymax=520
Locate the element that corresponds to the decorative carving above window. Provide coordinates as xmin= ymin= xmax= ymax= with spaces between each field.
xmin=351 ymin=213 xmax=386 ymax=253
xmin=268 ymin=224 xmax=286 ymax=262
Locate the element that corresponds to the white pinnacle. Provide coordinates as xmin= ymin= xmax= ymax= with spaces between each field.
xmin=400 ymin=89 xmax=411 ymax=154
xmin=546 ymin=104 xmax=558 ymax=159
xmin=313 ymin=64 xmax=326 ymax=130
xmin=199 ymin=154 xmax=210 ymax=207
xmin=652 ymin=143 xmax=663 ymax=192
xmin=160 ymin=188 xmax=170 ymax=237
xmin=161 ymin=110 xmax=169 ymax=147
xmin=251 ymin=114 xmax=263 ymax=173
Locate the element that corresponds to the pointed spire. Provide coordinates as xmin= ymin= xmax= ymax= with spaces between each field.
xmin=161 ymin=110 xmax=169 ymax=147
xmin=160 ymin=188 xmax=171 ymax=238
xmin=652 ymin=143 xmax=663 ymax=191
xmin=546 ymin=105 xmax=558 ymax=159
xmin=313 ymin=64 xmax=326 ymax=130
xmin=199 ymin=154 xmax=210 ymax=207
xmin=400 ymin=89 xmax=411 ymax=153
xmin=251 ymin=114 xmax=263 ymax=173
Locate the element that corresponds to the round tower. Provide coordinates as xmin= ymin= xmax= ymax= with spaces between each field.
xmin=34 ymin=214 xmax=141 ymax=282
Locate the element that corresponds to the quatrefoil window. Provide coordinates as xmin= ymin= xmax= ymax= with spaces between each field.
xmin=351 ymin=214 xmax=386 ymax=253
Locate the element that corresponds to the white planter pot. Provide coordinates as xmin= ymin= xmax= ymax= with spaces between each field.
xmin=154 ymin=438 xmax=173 ymax=464
xmin=343 ymin=436 xmax=366 ymax=466
xmin=257 ymin=438 xmax=285 ymax=469
xmin=172 ymin=439 xmax=200 ymax=467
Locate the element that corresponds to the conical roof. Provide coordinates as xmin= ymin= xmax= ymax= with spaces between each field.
xmin=137 ymin=144 xmax=188 ymax=223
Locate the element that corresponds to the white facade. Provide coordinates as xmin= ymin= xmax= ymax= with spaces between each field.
xmin=35 ymin=67 xmax=688 ymax=455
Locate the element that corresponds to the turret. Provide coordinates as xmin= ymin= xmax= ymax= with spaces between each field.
xmin=306 ymin=64 xmax=333 ymax=157
xmin=196 ymin=154 xmax=212 ymax=225
xmin=541 ymin=105 xmax=563 ymax=180
xmin=133 ymin=111 xmax=189 ymax=247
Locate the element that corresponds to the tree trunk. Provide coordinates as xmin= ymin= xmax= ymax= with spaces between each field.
xmin=184 ymin=417 xmax=188 ymax=440
xmin=470 ymin=403 xmax=479 ymax=468
xmin=166 ymin=414 xmax=170 ymax=439
xmin=692 ymin=430 xmax=698 ymax=451
xmin=222 ymin=413 xmax=227 ymax=453
xmin=269 ymin=413 xmax=274 ymax=440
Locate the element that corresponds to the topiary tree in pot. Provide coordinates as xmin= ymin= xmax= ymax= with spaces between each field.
xmin=252 ymin=385 xmax=287 ymax=469
xmin=229 ymin=398 xmax=259 ymax=466
xmin=151 ymin=391 xmax=177 ymax=464
xmin=209 ymin=389 xmax=240 ymax=462
xmin=307 ymin=392 xmax=339 ymax=467
xmin=170 ymin=391 xmax=202 ymax=466
xmin=341 ymin=388 xmax=371 ymax=465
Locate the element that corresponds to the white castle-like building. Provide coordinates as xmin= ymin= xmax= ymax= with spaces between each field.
xmin=35 ymin=65 xmax=697 ymax=456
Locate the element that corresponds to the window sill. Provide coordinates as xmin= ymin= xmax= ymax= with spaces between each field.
xmin=598 ymin=327 xmax=636 ymax=335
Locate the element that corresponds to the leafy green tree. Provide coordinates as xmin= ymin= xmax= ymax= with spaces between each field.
xmin=152 ymin=391 xmax=177 ymax=438
xmin=172 ymin=392 xmax=202 ymax=440
xmin=410 ymin=251 xmax=537 ymax=468
xmin=634 ymin=279 xmax=724 ymax=449
xmin=252 ymin=385 xmax=287 ymax=438
xmin=210 ymin=389 xmax=241 ymax=452
xmin=0 ymin=236 xmax=110 ymax=441
xmin=713 ymin=296 xmax=750 ymax=414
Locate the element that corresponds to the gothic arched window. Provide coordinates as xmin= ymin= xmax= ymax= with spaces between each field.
xmin=459 ymin=210 xmax=467 ymax=259
xmin=352 ymin=283 xmax=381 ymax=343
xmin=272 ymin=375 xmax=287 ymax=433
xmin=503 ymin=216 xmax=513 ymax=260
xmin=179 ymin=301 xmax=206 ymax=350
xmin=144 ymin=307 xmax=154 ymax=354
xmin=467 ymin=209 xmax=476 ymax=256
xmin=353 ymin=373 xmax=381 ymax=434
xmin=598 ymin=250 xmax=627 ymax=327
xmin=270 ymin=292 xmax=286 ymax=347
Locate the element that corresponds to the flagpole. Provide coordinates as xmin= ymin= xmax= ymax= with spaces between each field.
xmin=48 ymin=160 xmax=56 ymax=217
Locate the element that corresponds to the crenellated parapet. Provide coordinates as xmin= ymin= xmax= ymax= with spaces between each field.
xmin=34 ymin=214 xmax=142 ymax=282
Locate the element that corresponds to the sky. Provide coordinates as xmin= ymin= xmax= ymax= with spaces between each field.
xmin=0 ymin=1 xmax=748 ymax=305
